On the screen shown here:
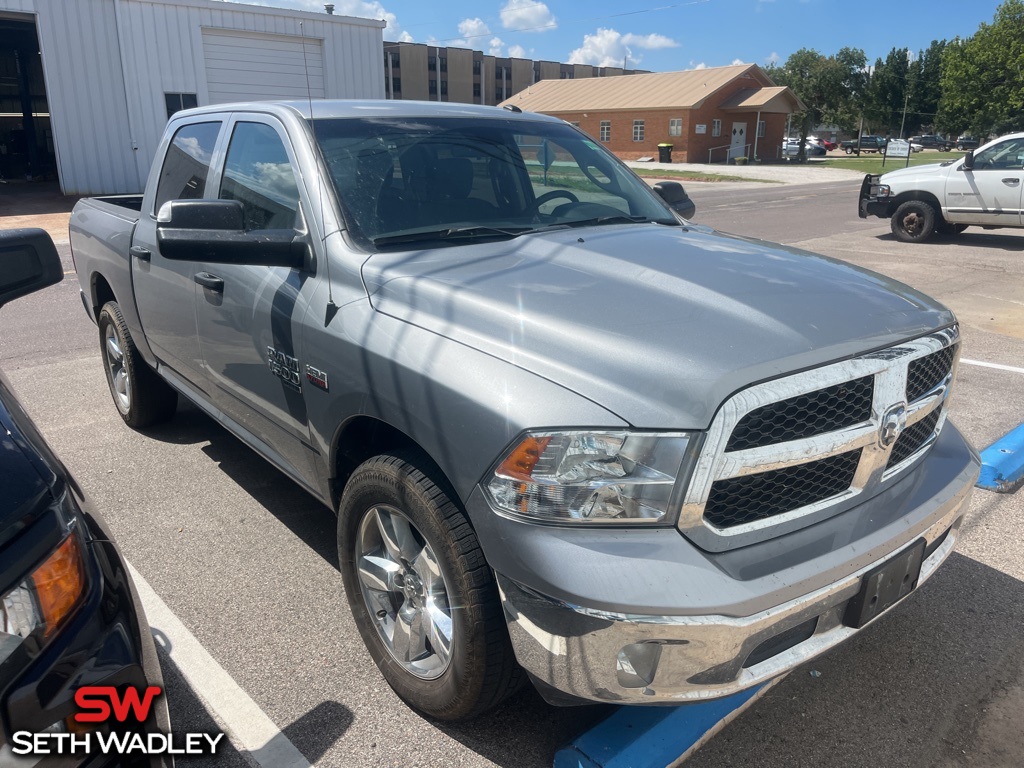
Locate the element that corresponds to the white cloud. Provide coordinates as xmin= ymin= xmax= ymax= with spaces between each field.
xmin=766 ymin=51 xmax=780 ymax=65
xmin=690 ymin=61 xmax=708 ymax=69
xmin=568 ymin=27 xmax=680 ymax=68
xmin=731 ymin=58 xmax=745 ymax=65
xmin=488 ymin=37 xmax=505 ymax=56
xmin=280 ymin=0 xmax=408 ymax=41
xmin=500 ymin=0 xmax=557 ymax=32
xmin=508 ymin=44 xmax=527 ymax=58
xmin=458 ymin=17 xmax=491 ymax=39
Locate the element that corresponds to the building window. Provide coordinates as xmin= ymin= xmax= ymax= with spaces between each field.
xmin=388 ymin=51 xmax=400 ymax=68
xmin=599 ymin=120 xmax=611 ymax=142
xmin=496 ymin=87 xmax=504 ymax=101
xmin=495 ymin=66 xmax=503 ymax=80
xmin=711 ymin=119 xmax=721 ymax=137
xmin=428 ymin=55 xmax=437 ymax=71
xmin=439 ymin=56 xmax=447 ymax=72
xmin=473 ymin=83 xmax=481 ymax=98
xmin=440 ymin=80 xmax=448 ymax=96
xmin=632 ymin=120 xmax=645 ymax=142
xmin=757 ymin=120 xmax=766 ymax=138
xmin=429 ymin=79 xmax=437 ymax=95
xmin=669 ymin=118 xmax=682 ymax=137
xmin=473 ymin=59 xmax=481 ymax=74
xmin=392 ymin=77 xmax=401 ymax=94
xmin=165 ymin=92 xmax=198 ymax=119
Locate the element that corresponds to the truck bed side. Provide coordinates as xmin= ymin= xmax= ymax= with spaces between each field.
xmin=70 ymin=197 xmax=157 ymax=365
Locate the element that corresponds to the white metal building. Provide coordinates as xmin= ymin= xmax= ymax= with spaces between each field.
xmin=0 ymin=0 xmax=385 ymax=194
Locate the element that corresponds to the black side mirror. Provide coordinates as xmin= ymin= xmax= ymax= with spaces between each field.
xmin=0 ymin=228 xmax=62 ymax=310
xmin=156 ymin=200 xmax=306 ymax=269
xmin=653 ymin=181 xmax=696 ymax=219
xmin=962 ymin=151 xmax=974 ymax=171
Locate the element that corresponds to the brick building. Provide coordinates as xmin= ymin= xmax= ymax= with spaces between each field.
xmin=499 ymin=64 xmax=804 ymax=163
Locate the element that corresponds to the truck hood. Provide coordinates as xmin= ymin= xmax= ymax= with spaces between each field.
xmin=362 ymin=224 xmax=954 ymax=428
xmin=881 ymin=161 xmax=953 ymax=184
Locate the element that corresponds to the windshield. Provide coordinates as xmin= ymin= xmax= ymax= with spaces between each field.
xmin=311 ymin=116 xmax=676 ymax=248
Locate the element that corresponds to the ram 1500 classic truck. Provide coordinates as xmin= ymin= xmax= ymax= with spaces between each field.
xmin=71 ymin=101 xmax=979 ymax=721
xmin=860 ymin=132 xmax=1024 ymax=242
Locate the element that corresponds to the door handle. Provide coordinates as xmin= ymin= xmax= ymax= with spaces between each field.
xmin=129 ymin=245 xmax=151 ymax=261
xmin=194 ymin=272 xmax=224 ymax=293
xmin=1002 ymin=178 xmax=1020 ymax=186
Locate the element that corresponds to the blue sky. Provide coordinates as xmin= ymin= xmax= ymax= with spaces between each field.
xmin=251 ymin=0 xmax=1001 ymax=71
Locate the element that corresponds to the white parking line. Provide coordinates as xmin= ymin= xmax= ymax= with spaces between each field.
xmin=961 ymin=358 xmax=1024 ymax=375
xmin=127 ymin=563 xmax=311 ymax=768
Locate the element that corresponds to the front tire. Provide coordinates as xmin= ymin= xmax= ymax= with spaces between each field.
xmin=891 ymin=200 xmax=937 ymax=243
xmin=338 ymin=453 xmax=522 ymax=721
xmin=97 ymin=302 xmax=177 ymax=428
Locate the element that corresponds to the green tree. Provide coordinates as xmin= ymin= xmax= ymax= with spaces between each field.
xmin=770 ymin=47 xmax=868 ymax=160
xmin=938 ymin=0 xmax=1024 ymax=137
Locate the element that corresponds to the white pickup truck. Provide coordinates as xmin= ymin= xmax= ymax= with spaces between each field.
xmin=859 ymin=132 xmax=1024 ymax=242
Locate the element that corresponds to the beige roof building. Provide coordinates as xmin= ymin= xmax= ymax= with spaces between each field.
xmin=500 ymin=64 xmax=805 ymax=164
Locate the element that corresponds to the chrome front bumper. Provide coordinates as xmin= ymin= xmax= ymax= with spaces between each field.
xmin=498 ymin=486 xmax=969 ymax=704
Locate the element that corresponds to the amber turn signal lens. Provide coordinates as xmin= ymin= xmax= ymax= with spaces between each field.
xmin=33 ymin=535 xmax=86 ymax=638
xmin=496 ymin=436 xmax=552 ymax=481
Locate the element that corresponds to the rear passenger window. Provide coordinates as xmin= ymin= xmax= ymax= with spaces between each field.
xmin=153 ymin=122 xmax=221 ymax=213
xmin=219 ymin=122 xmax=301 ymax=231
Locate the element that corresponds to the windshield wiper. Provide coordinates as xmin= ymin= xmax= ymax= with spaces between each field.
xmin=373 ymin=225 xmax=531 ymax=247
xmin=560 ymin=215 xmax=679 ymax=229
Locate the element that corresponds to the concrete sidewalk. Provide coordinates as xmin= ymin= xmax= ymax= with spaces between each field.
xmin=626 ymin=160 xmax=864 ymax=185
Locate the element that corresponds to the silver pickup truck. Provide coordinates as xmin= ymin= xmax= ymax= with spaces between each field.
xmin=71 ymin=101 xmax=979 ymax=721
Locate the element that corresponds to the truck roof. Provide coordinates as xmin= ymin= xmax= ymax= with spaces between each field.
xmin=170 ymin=99 xmax=563 ymax=124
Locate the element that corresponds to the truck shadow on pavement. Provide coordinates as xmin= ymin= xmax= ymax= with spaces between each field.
xmin=874 ymin=231 xmax=1024 ymax=250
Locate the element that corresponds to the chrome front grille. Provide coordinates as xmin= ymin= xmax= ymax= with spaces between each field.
xmin=680 ymin=327 xmax=959 ymax=552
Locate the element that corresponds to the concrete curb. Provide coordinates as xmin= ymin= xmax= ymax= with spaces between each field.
xmin=976 ymin=422 xmax=1024 ymax=493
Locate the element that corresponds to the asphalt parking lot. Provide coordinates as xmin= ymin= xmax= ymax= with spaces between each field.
xmin=1 ymin=177 xmax=1023 ymax=767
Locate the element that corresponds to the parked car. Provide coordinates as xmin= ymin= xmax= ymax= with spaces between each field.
xmin=859 ymin=132 xmax=1024 ymax=241
xmin=71 ymin=101 xmax=978 ymax=721
xmin=782 ymin=138 xmax=826 ymax=157
xmin=0 ymin=229 xmax=170 ymax=764
xmin=908 ymin=135 xmax=952 ymax=151
xmin=841 ymin=135 xmax=888 ymax=154
xmin=955 ymin=135 xmax=980 ymax=150
xmin=807 ymin=136 xmax=838 ymax=151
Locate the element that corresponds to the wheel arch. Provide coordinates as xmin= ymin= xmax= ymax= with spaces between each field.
xmin=891 ymin=190 xmax=944 ymax=219
xmin=329 ymin=415 xmax=462 ymax=513
xmin=90 ymin=272 xmax=116 ymax=320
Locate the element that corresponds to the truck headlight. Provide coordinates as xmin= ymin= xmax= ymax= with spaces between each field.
xmin=0 ymin=533 xmax=86 ymax=665
xmin=484 ymin=431 xmax=693 ymax=525
xmin=875 ymin=184 xmax=891 ymax=197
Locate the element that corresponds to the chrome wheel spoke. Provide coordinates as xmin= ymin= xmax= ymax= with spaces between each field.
xmin=358 ymin=554 xmax=400 ymax=593
xmin=105 ymin=333 xmax=123 ymax=362
xmin=392 ymin=605 xmax=428 ymax=663
xmin=413 ymin=546 xmax=443 ymax=593
xmin=114 ymin=369 xmax=129 ymax=398
xmin=424 ymin=598 xmax=453 ymax=663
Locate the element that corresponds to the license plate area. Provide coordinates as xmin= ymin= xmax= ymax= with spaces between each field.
xmin=843 ymin=539 xmax=926 ymax=629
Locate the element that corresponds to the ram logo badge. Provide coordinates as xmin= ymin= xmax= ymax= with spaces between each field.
xmin=267 ymin=347 xmax=301 ymax=391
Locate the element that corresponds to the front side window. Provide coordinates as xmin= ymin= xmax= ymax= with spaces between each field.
xmin=972 ymin=138 xmax=1024 ymax=171
xmin=313 ymin=116 xmax=676 ymax=249
xmin=154 ymin=121 xmax=221 ymax=212
xmin=632 ymin=120 xmax=645 ymax=142
xmin=599 ymin=120 xmax=610 ymax=142
xmin=712 ymin=119 xmax=722 ymax=137
xmin=219 ymin=122 xmax=300 ymax=231
xmin=669 ymin=118 xmax=682 ymax=137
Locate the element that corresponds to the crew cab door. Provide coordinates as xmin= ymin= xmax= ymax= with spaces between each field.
xmin=945 ymin=136 xmax=1024 ymax=226
xmin=133 ymin=119 xmax=226 ymax=387
xmin=193 ymin=115 xmax=321 ymax=489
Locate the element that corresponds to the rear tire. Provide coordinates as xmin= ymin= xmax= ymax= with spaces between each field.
xmin=891 ymin=200 xmax=937 ymax=243
xmin=338 ymin=452 xmax=523 ymax=721
xmin=97 ymin=301 xmax=177 ymax=428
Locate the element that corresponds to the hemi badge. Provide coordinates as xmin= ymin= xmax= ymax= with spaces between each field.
xmin=306 ymin=364 xmax=329 ymax=391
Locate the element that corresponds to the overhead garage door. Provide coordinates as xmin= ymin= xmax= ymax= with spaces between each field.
xmin=202 ymin=28 xmax=325 ymax=104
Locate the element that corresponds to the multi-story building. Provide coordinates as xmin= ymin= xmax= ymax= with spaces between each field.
xmin=382 ymin=41 xmax=648 ymax=106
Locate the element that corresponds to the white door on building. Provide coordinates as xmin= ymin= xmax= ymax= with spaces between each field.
xmin=202 ymin=29 xmax=325 ymax=104
xmin=729 ymin=122 xmax=747 ymax=160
